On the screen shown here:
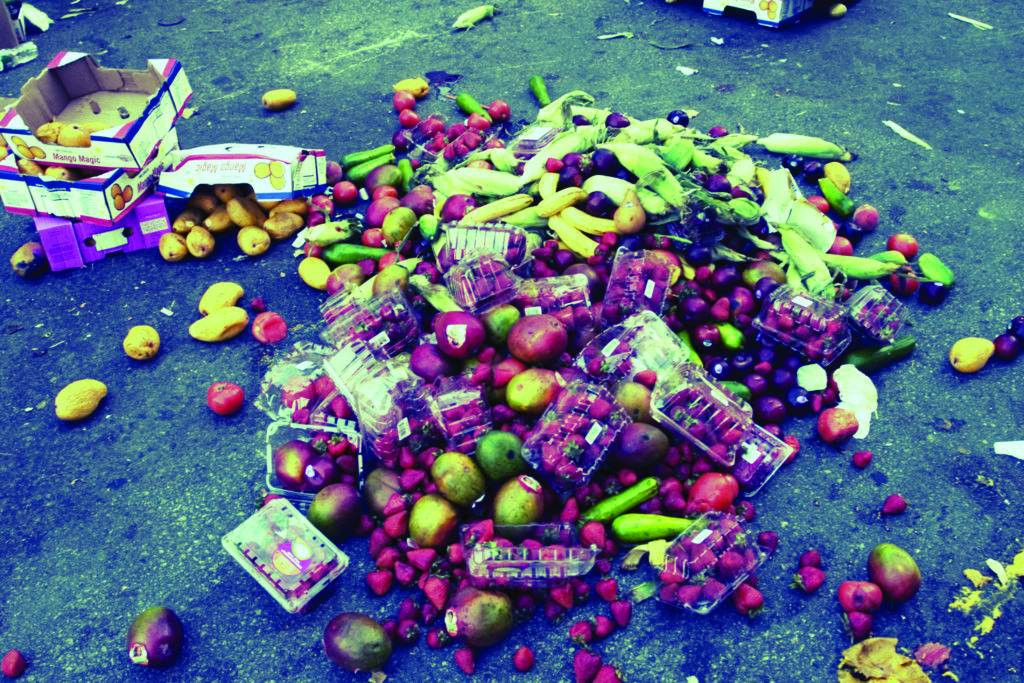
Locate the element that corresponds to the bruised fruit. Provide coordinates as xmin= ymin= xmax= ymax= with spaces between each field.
xmin=364 ymin=468 xmax=402 ymax=516
xmin=159 ymin=233 xmax=188 ymax=261
xmin=372 ymin=264 xmax=411 ymax=296
xmin=123 ymin=325 xmax=160 ymax=360
xmin=308 ymin=483 xmax=362 ymax=541
xmin=445 ymin=587 xmax=513 ymax=647
xmin=507 ymin=314 xmax=569 ymax=365
xmin=252 ymin=312 xmax=288 ymax=344
xmin=409 ymin=494 xmax=459 ymax=548
xmin=433 ymin=311 xmax=486 ymax=359
xmin=837 ymin=581 xmax=883 ymax=614
xmin=482 ymin=304 xmax=522 ymax=345
xmin=868 ymin=543 xmax=921 ymax=604
xmin=10 ymin=241 xmax=46 ymax=277
xmin=237 ymin=226 xmax=271 ymax=256
xmin=614 ymin=422 xmax=669 ymax=469
xmin=493 ymin=475 xmax=544 ymax=526
xmin=323 ymin=613 xmax=392 ymax=672
xmin=431 ymin=452 xmax=486 ymax=506
xmin=326 ymin=263 xmax=366 ymax=295
xmin=127 ymin=606 xmax=183 ymax=668
xmin=818 ymin=407 xmax=859 ymax=444
xmin=55 ymin=379 xmax=107 ymax=421
xmin=506 ymin=368 xmax=560 ymax=414
xmin=475 ymin=430 xmax=528 ymax=481
xmin=273 ymin=439 xmax=317 ymax=490
xmin=615 ymin=382 xmax=652 ymax=423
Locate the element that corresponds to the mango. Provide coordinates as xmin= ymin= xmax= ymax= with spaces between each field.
xmin=185 ymin=227 xmax=215 ymax=258
xmin=55 ymin=379 xmax=107 ymax=421
xmin=188 ymin=306 xmax=249 ymax=342
xmin=203 ymin=208 xmax=234 ymax=233
xmin=430 ymin=452 xmax=486 ymax=506
xmin=198 ymin=282 xmax=244 ymax=315
xmin=298 ymin=257 xmax=331 ymax=290
xmin=237 ymin=227 xmax=270 ymax=256
xmin=262 ymin=88 xmax=298 ymax=111
xmin=263 ymin=212 xmax=304 ymax=240
xmin=122 ymin=325 xmax=160 ymax=360
xmin=158 ymin=233 xmax=188 ymax=262
xmin=226 ymin=197 xmax=266 ymax=228
xmin=269 ymin=199 xmax=309 ymax=216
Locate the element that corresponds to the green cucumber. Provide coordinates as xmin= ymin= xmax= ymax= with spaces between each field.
xmin=612 ymin=514 xmax=696 ymax=544
xmin=580 ymin=477 xmax=659 ymax=524
xmin=322 ymin=243 xmax=390 ymax=267
xmin=397 ymin=158 xmax=414 ymax=193
xmin=529 ymin=75 xmax=551 ymax=106
xmin=841 ymin=335 xmax=916 ymax=374
xmin=818 ymin=177 xmax=855 ymax=218
xmin=341 ymin=144 xmax=395 ymax=169
xmin=455 ymin=92 xmax=490 ymax=119
xmin=346 ymin=154 xmax=395 ymax=184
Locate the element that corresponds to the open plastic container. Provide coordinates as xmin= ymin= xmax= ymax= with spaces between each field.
xmin=429 ymin=376 xmax=492 ymax=455
xmin=600 ymin=249 xmax=673 ymax=326
xmin=753 ymin=285 xmax=852 ymax=366
xmin=434 ymin=222 xmax=530 ymax=272
xmin=576 ymin=310 xmax=691 ymax=386
xmin=522 ymin=381 xmax=629 ymax=496
xmin=730 ymin=421 xmax=793 ymax=496
xmin=264 ymin=420 xmax=361 ymax=510
xmin=255 ymin=342 xmax=347 ymax=424
xmin=846 ymin=284 xmax=908 ymax=344
xmin=656 ymin=512 xmax=769 ymax=615
xmin=463 ymin=522 xmax=598 ymax=588
xmin=443 ymin=253 xmax=519 ymax=312
xmin=320 ymin=288 xmax=420 ymax=361
xmin=222 ymin=498 xmax=349 ymax=613
xmin=509 ymin=125 xmax=559 ymax=159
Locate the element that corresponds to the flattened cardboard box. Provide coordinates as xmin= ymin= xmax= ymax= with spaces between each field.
xmin=157 ymin=144 xmax=327 ymax=200
xmin=0 ymin=51 xmax=191 ymax=171
xmin=0 ymin=128 xmax=178 ymax=225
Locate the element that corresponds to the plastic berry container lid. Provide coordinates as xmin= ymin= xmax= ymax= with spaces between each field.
xmin=846 ymin=284 xmax=908 ymax=344
xmin=752 ymin=285 xmax=852 ymax=366
xmin=462 ymin=521 xmax=599 ymax=587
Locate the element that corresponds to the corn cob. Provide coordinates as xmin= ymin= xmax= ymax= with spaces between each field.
xmin=537 ymin=172 xmax=560 ymax=200
xmin=820 ymin=253 xmax=901 ymax=279
xmin=502 ymin=206 xmax=547 ymax=228
xmin=757 ymin=133 xmax=853 ymax=162
xmin=431 ymin=167 xmax=523 ymax=197
xmin=600 ymin=143 xmax=685 ymax=206
xmin=779 ymin=227 xmax=835 ymax=297
xmin=520 ymin=127 xmax=605 ymax=183
xmin=536 ymin=187 xmax=587 ymax=217
xmin=581 ymin=175 xmax=669 ymax=215
xmin=691 ymin=148 xmax=723 ymax=172
xmin=548 ymin=214 xmax=598 ymax=258
xmin=459 ymin=194 xmax=534 ymax=225
xmin=657 ymin=137 xmax=694 ymax=172
xmin=559 ymin=206 xmax=618 ymax=235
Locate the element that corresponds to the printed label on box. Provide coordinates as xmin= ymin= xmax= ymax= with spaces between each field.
xmin=92 ymin=227 xmax=128 ymax=252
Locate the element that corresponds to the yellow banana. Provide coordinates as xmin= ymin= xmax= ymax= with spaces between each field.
xmin=548 ymin=214 xmax=598 ymax=258
xmin=536 ymin=187 xmax=587 ymax=217
xmin=559 ymin=206 xmax=617 ymax=235
xmin=537 ymin=172 xmax=560 ymax=201
xmin=459 ymin=194 xmax=534 ymax=225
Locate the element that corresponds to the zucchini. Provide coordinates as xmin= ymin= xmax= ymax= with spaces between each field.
xmin=580 ymin=477 xmax=659 ymax=524
xmin=322 ymin=243 xmax=390 ymax=267
xmin=841 ymin=335 xmax=916 ymax=374
xmin=346 ymin=154 xmax=396 ymax=184
xmin=612 ymin=514 xmax=695 ymax=544
xmin=342 ymin=144 xmax=395 ymax=169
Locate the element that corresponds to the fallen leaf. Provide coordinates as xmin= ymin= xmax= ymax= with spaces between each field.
xmin=710 ymin=36 xmax=724 ymax=45
xmin=837 ymin=637 xmax=930 ymax=682
xmin=985 ymin=558 xmax=1008 ymax=588
xmin=675 ymin=65 xmax=699 ymax=76
xmin=947 ymin=13 xmax=993 ymax=30
xmin=597 ymin=32 xmax=633 ymax=40
xmin=882 ymin=120 xmax=933 ymax=150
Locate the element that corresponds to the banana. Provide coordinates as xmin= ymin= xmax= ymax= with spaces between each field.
xmin=536 ymin=187 xmax=587 ymax=217
xmin=502 ymin=206 xmax=547 ymax=228
xmin=559 ymin=206 xmax=617 ymax=235
xmin=537 ymin=172 xmax=560 ymax=200
xmin=548 ymin=214 xmax=598 ymax=258
xmin=459 ymin=194 xmax=534 ymax=225
xmin=757 ymin=133 xmax=853 ymax=162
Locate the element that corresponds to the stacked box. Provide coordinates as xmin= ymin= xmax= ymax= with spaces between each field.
xmin=702 ymin=0 xmax=813 ymax=28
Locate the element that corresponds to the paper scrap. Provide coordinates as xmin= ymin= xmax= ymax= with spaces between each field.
xmin=675 ymin=65 xmax=699 ymax=76
xmin=796 ymin=364 xmax=828 ymax=392
xmin=993 ymin=441 xmax=1024 ymax=460
xmin=834 ymin=364 xmax=878 ymax=439
xmin=948 ymin=13 xmax=993 ymax=30
xmin=597 ymin=32 xmax=633 ymax=40
xmin=159 ymin=307 xmax=174 ymax=317
xmin=710 ymin=36 xmax=724 ymax=45
xmin=882 ymin=120 xmax=933 ymax=150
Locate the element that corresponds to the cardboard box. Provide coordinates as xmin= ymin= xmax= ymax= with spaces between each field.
xmin=702 ymin=0 xmax=813 ymax=27
xmin=0 ymin=51 xmax=191 ymax=171
xmin=34 ymin=193 xmax=170 ymax=271
xmin=157 ymin=144 xmax=328 ymax=201
xmin=0 ymin=128 xmax=178 ymax=224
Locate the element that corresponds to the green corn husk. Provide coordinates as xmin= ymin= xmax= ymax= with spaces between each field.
xmin=821 ymin=253 xmax=901 ymax=280
xmin=600 ymin=143 xmax=685 ymax=206
xmin=431 ymin=166 xmax=524 ymax=197
xmin=690 ymin=147 xmax=724 ymax=172
xmin=582 ymin=175 xmax=670 ymax=215
xmin=613 ymin=118 xmax=683 ymax=145
xmin=757 ymin=133 xmax=853 ymax=161
xmin=535 ymin=91 xmax=596 ymax=127
xmin=656 ymin=137 xmax=694 ymax=172
xmin=452 ymin=4 xmax=496 ymax=30
xmin=779 ymin=226 xmax=835 ymax=298
xmin=726 ymin=155 xmax=756 ymax=186
xmin=519 ymin=126 xmax=606 ymax=183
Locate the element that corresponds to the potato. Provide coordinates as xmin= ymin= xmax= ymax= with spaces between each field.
xmin=263 ymin=212 xmax=304 ymax=240
xmin=186 ymin=226 xmax=215 ymax=258
xmin=203 ymin=208 xmax=234 ymax=233
xmin=122 ymin=325 xmax=160 ymax=360
xmin=172 ymin=209 xmax=205 ymax=234
xmin=212 ymin=184 xmax=238 ymax=203
xmin=226 ymin=197 xmax=266 ymax=228
xmin=237 ymin=226 xmax=271 ymax=256
xmin=159 ymin=233 xmax=189 ymax=262
xmin=188 ymin=191 xmax=220 ymax=214
xmin=16 ymin=158 xmax=43 ymax=176
xmin=35 ymin=121 xmax=63 ymax=144
xmin=44 ymin=166 xmax=78 ymax=181
xmin=198 ymin=282 xmax=244 ymax=315
xmin=262 ymin=88 xmax=298 ymax=111
xmin=55 ymin=378 xmax=107 ymax=421
xmin=188 ymin=306 xmax=249 ymax=343
xmin=56 ymin=125 xmax=91 ymax=148
xmin=269 ymin=199 xmax=309 ymax=217
xmin=297 ymin=257 xmax=331 ymax=290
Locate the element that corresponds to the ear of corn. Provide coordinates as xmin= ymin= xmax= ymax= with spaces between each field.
xmin=581 ymin=175 xmax=669 ymax=215
xmin=657 ymin=137 xmax=694 ymax=172
xmin=537 ymin=172 xmax=560 ymax=200
xmin=600 ymin=143 xmax=685 ymax=207
xmin=820 ymin=253 xmax=901 ymax=279
xmin=614 ymin=118 xmax=682 ymax=145
xmin=520 ymin=127 xmax=606 ymax=183
xmin=431 ymin=167 xmax=524 ymax=198
xmin=502 ymin=206 xmax=547 ymax=228
xmin=536 ymin=187 xmax=587 ymax=217
xmin=779 ymin=226 xmax=835 ymax=298
xmin=726 ymin=156 xmax=756 ymax=186
xmin=757 ymin=133 xmax=853 ymax=161
xmin=559 ymin=206 xmax=618 ymax=235
xmin=548 ymin=214 xmax=598 ymax=257
xmin=536 ymin=91 xmax=596 ymax=127
xmin=459 ymin=194 xmax=534 ymax=225
xmin=452 ymin=4 xmax=496 ymax=30
xmin=691 ymin=148 xmax=723 ymax=172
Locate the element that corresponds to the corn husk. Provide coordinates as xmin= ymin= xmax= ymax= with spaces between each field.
xmin=431 ymin=167 xmax=523 ymax=197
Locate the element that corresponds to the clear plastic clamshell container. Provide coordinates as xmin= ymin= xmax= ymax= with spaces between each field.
xmin=463 ymin=522 xmax=598 ymax=588
xmin=846 ymin=284 xmax=908 ymax=344
xmin=255 ymin=342 xmax=348 ymax=425
xmin=656 ymin=512 xmax=769 ymax=615
xmin=753 ymin=285 xmax=852 ymax=366
xmin=509 ymin=125 xmax=559 ymax=159
xmin=512 ymin=272 xmax=593 ymax=327
xmin=522 ymin=381 xmax=630 ymax=496
xmin=428 ymin=376 xmax=492 ymax=455
xmin=434 ymin=222 xmax=530 ymax=272
xmin=600 ymin=249 xmax=673 ymax=326
xmin=443 ymin=254 xmax=519 ymax=312
xmin=577 ymin=310 xmax=691 ymax=385
xmin=320 ymin=288 xmax=420 ymax=360
xmin=264 ymin=420 xmax=362 ymax=510
xmin=221 ymin=498 xmax=349 ymax=613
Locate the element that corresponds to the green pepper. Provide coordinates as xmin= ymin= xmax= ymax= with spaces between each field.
xmin=818 ymin=177 xmax=855 ymax=217
xmin=612 ymin=514 xmax=696 ymax=544
xmin=529 ymin=75 xmax=552 ymax=106
xmin=918 ymin=253 xmax=955 ymax=286
xmin=397 ymin=158 xmax=414 ymax=194
xmin=455 ymin=92 xmax=490 ymax=119
xmin=322 ymin=243 xmax=390 ymax=267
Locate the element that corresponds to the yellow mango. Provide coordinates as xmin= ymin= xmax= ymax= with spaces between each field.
xmin=188 ymin=306 xmax=249 ymax=343
xmin=198 ymin=282 xmax=245 ymax=315
xmin=55 ymin=379 xmax=107 ymax=421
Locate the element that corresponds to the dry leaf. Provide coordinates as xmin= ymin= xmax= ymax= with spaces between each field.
xmin=597 ymin=32 xmax=633 ymax=40
xmin=947 ymin=13 xmax=993 ymax=30
xmin=985 ymin=558 xmax=1008 ymax=588
xmin=837 ymin=638 xmax=931 ymax=682
xmin=675 ymin=65 xmax=698 ymax=76
xmin=882 ymin=120 xmax=933 ymax=150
